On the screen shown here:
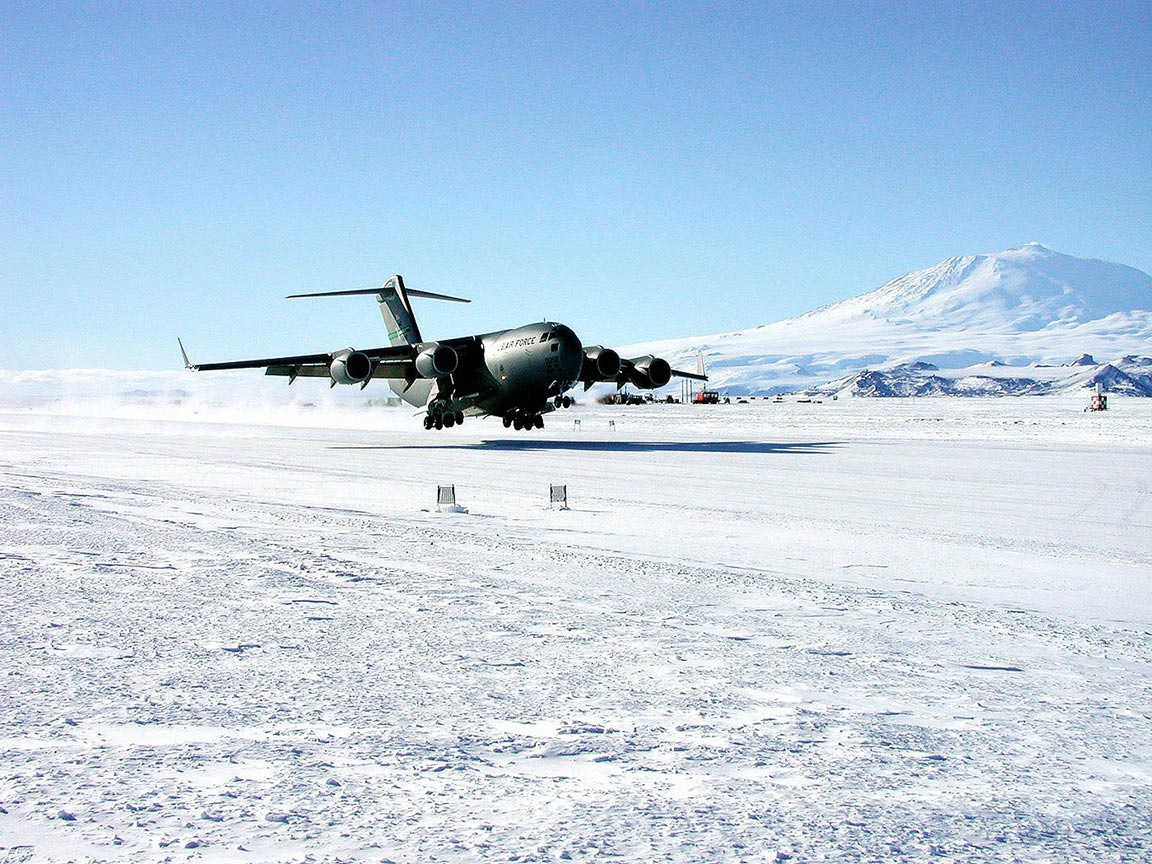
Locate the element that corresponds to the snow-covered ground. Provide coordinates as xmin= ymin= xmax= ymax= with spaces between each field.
xmin=2 ymin=397 xmax=1151 ymax=862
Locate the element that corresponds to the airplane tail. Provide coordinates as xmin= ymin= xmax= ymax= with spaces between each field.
xmin=376 ymin=275 xmax=430 ymax=406
xmin=375 ymin=276 xmax=471 ymax=346
xmin=287 ymin=275 xmax=469 ymax=348
xmin=286 ymin=276 xmax=469 ymax=406
xmin=377 ymin=275 xmax=423 ymax=347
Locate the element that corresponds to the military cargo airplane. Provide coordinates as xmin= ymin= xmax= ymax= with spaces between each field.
xmin=180 ymin=275 xmax=705 ymax=431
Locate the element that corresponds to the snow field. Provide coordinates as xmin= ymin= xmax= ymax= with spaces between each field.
xmin=1 ymin=399 xmax=1151 ymax=862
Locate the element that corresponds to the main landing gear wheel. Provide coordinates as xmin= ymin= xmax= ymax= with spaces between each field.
xmin=423 ymin=407 xmax=465 ymax=431
xmin=506 ymin=413 xmax=543 ymax=431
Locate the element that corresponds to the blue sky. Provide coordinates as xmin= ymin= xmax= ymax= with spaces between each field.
xmin=2 ymin=1 xmax=1150 ymax=369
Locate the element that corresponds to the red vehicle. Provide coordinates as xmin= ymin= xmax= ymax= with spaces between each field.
xmin=692 ymin=390 xmax=720 ymax=404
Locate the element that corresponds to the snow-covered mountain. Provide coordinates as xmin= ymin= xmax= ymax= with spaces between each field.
xmin=638 ymin=243 xmax=1152 ymax=395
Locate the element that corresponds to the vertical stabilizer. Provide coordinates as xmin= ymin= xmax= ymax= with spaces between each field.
xmin=377 ymin=275 xmax=423 ymax=347
xmin=374 ymin=276 xmax=429 ymax=405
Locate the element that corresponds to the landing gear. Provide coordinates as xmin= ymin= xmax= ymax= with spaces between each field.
xmin=423 ymin=401 xmax=467 ymax=431
xmin=506 ymin=412 xmax=545 ymax=431
xmin=553 ymin=395 xmax=572 ymax=409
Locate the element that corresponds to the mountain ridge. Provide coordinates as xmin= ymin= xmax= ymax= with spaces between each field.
xmin=635 ymin=243 xmax=1152 ymax=395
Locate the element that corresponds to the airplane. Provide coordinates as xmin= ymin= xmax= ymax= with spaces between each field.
xmin=180 ymin=275 xmax=706 ymax=431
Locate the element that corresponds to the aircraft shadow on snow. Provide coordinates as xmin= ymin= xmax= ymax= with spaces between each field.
xmin=331 ymin=440 xmax=842 ymax=455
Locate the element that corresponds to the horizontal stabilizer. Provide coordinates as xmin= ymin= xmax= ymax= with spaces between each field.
xmin=287 ymin=287 xmax=470 ymax=303
xmin=408 ymin=288 xmax=471 ymax=303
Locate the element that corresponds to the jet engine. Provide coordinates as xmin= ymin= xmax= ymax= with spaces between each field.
xmin=329 ymin=350 xmax=373 ymax=385
xmin=414 ymin=343 xmax=459 ymax=378
xmin=580 ymin=346 xmax=621 ymax=382
xmin=625 ymin=355 xmax=672 ymax=389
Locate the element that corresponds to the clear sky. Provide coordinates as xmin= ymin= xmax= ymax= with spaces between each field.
xmin=2 ymin=1 xmax=1150 ymax=369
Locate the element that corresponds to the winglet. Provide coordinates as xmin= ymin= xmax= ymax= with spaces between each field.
xmin=177 ymin=338 xmax=196 ymax=370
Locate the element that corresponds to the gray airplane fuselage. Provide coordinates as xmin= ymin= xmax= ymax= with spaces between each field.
xmin=460 ymin=322 xmax=583 ymax=416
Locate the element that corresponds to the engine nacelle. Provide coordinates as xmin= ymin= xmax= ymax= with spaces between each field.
xmin=580 ymin=346 xmax=621 ymax=382
xmin=414 ymin=343 xmax=459 ymax=378
xmin=330 ymin=350 xmax=373 ymax=385
xmin=626 ymin=355 xmax=672 ymax=389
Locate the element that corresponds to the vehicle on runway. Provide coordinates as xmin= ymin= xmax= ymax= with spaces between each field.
xmin=180 ymin=275 xmax=705 ymax=430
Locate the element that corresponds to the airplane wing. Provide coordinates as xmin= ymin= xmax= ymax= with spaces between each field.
xmin=179 ymin=334 xmax=485 ymax=385
xmin=613 ymin=354 xmax=708 ymax=389
xmin=179 ymin=339 xmax=419 ymax=382
xmin=669 ymin=367 xmax=708 ymax=381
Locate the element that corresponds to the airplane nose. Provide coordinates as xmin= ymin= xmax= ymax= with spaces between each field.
xmin=552 ymin=325 xmax=583 ymax=379
xmin=559 ymin=326 xmax=582 ymax=356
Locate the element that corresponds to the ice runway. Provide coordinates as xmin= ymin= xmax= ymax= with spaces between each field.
xmin=2 ymin=399 xmax=1151 ymax=862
